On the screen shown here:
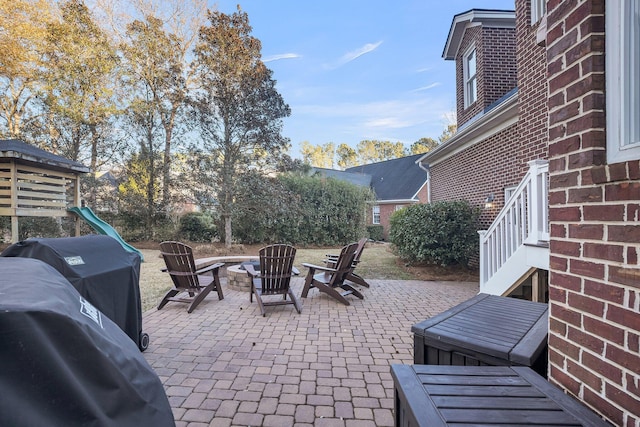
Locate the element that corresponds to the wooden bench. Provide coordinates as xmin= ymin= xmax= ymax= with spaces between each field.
xmin=412 ymin=293 xmax=549 ymax=376
xmin=391 ymin=365 xmax=610 ymax=427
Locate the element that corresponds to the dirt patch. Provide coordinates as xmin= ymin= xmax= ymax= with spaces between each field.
xmin=398 ymin=259 xmax=479 ymax=282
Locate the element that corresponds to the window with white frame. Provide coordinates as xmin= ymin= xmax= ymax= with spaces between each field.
xmin=531 ymin=0 xmax=546 ymax=24
xmin=372 ymin=205 xmax=380 ymax=224
xmin=606 ymin=0 xmax=640 ymax=164
xmin=463 ymin=46 xmax=477 ymax=107
xmin=395 ymin=205 xmax=404 ymax=212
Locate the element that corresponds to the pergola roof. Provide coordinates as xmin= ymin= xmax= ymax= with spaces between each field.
xmin=0 ymin=139 xmax=89 ymax=174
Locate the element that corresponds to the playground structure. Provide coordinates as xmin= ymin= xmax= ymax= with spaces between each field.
xmin=0 ymin=139 xmax=143 ymax=260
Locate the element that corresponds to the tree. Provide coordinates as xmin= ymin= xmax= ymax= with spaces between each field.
xmin=0 ymin=0 xmax=53 ymax=139
xmin=356 ymin=139 xmax=407 ymax=164
xmin=121 ymin=15 xmax=190 ymax=214
xmin=336 ymin=143 xmax=357 ymax=169
xmin=410 ymin=137 xmax=438 ymax=155
xmin=40 ymin=0 xmax=120 ymax=170
xmin=301 ymin=141 xmax=335 ymax=168
xmin=192 ymin=7 xmax=291 ymax=248
xmin=438 ymin=123 xmax=457 ymax=143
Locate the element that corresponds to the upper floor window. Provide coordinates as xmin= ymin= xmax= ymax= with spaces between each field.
xmin=531 ymin=0 xmax=546 ymax=24
xmin=372 ymin=205 xmax=380 ymax=224
xmin=606 ymin=0 xmax=640 ymax=163
xmin=463 ymin=46 xmax=477 ymax=108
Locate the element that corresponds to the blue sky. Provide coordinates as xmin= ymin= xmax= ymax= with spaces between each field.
xmin=211 ymin=1 xmax=515 ymax=159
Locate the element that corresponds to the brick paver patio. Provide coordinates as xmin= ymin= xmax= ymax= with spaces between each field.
xmin=142 ymin=277 xmax=479 ymax=427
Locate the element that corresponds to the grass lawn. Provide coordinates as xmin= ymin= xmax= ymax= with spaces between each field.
xmin=139 ymin=241 xmax=478 ymax=312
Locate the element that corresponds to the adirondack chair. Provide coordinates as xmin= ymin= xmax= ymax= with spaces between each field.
xmin=158 ymin=241 xmax=224 ymax=313
xmin=245 ymin=244 xmax=302 ymax=316
xmin=301 ymin=242 xmax=364 ymax=305
xmin=324 ymin=237 xmax=370 ymax=288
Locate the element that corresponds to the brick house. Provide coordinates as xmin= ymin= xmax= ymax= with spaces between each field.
xmin=313 ymin=153 xmax=429 ymax=240
xmin=419 ymin=1 xmax=639 ymax=425
xmin=418 ymin=7 xmax=549 ymax=299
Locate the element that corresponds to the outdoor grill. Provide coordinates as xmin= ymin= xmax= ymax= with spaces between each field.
xmin=1 ymin=234 xmax=149 ymax=351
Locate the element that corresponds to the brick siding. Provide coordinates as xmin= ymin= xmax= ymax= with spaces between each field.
xmin=456 ymin=26 xmax=517 ymax=128
xmin=430 ymin=124 xmax=520 ymax=230
xmin=515 ymin=0 xmax=549 ymax=173
xmin=545 ymin=0 xmax=640 ymax=425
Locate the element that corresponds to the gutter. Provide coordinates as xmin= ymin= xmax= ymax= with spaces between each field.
xmin=417 ymin=89 xmax=518 ymax=169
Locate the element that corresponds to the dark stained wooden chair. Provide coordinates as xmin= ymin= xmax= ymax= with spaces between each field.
xmin=324 ymin=237 xmax=370 ymax=288
xmin=301 ymin=242 xmax=364 ymax=305
xmin=245 ymin=244 xmax=302 ymax=317
xmin=158 ymin=241 xmax=224 ymax=313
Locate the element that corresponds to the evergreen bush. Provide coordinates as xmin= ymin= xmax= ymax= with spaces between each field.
xmin=179 ymin=212 xmax=217 ymax=242
xmin=366 ymin=225 xmax=384 ymax=241
xmin=389 ymin=200 xmax=480 ymax=266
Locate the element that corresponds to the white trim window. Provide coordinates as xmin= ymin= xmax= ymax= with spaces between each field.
xmin=395 ymin=204 xmax=405 ymax=212
xmin=372 ymin=205 xmax=380 ymax=224
xmin=606 ymin=0 xmax=640 ymax=164
xmin=463 ymin=46 xmax=477 ymax=108
xmin=531 ymin=0 xmax=546 ymax=24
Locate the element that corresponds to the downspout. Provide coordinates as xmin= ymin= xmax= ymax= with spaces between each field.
xmin=418 ymin=161 xmax=431 ymax=203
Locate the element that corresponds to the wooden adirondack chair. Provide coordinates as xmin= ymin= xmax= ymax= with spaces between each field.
xmin=324 ymin=237 xmax=370 ymax=288
xmin=245 ymin=244 xmax=302 ymax=316
xmin=301 ymin=242 xmax=364 ymax=305
xmin=158 ymin=241 xmax=224 ymax=313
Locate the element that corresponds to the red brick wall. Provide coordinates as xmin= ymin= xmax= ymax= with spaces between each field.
xmin=516 ymin=0 xmax=549 ymax=173
xmin=430 ymin=124 xmax=520 ymax=230
xmin=483 ymin=27 xmax=517 ymax=107
xmin=456 ymin=26 xmax=483 ymax=126
xmin=546 ymin=0 xmax=640 ymax=425
xmin=456 ymin=26 xmax=517 ymax=128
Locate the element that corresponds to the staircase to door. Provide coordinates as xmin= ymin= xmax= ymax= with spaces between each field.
xmin=478 ymin=160 xmax=549 ymax=300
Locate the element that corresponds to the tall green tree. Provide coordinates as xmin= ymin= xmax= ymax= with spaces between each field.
xmin=410 ymin=137 xmax=438 ymax=155
xmin=121 ymin=15 xmax=189 ymax=213
xmin=356 ymin=139 xmax=407 ymax=164
xmin=40 ymin=0 xmax=119 ymax=170
xmin=438 ymin=123 xmax=457 ymax=143
xmin=0 ymin=0 xmax=53 ymax=139
xmin=192 ymin=7 xmax=291 ymax=247
xmin=301 ymin=141 xmax=335 ymax=168
xmin=336 ymin=143 xmax=357 ymax=169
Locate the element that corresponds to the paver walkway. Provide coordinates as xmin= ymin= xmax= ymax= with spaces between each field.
xmin=142 ymin=277 xmax=479 ymax=427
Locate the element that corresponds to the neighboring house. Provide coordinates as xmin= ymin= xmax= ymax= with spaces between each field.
xmin=420 ymin=1 xmax=639 ymax=425
xmin=312 ymin=153 xmax=429 ymax=239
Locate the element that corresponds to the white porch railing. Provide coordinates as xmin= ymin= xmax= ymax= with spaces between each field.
xmin=478 ymin=159 xmax=549 ymax=289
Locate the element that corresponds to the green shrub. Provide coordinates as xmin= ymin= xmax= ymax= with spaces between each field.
xmin=366 ymin=225 xmax=384 ymax=241
xmin=18 ymin=217 xmax=63 ymax=240
xmin=179 ymin=212 xmax=217 ymax=242
xmin=389 ymin=200 xmax=480 ymax=267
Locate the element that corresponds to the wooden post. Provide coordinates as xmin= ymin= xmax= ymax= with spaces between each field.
xmin=10 ymin=161 xmax=18 ymax=243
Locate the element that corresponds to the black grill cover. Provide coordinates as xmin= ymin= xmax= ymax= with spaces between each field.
xmin=0 ymin=257 xmax=174 ymax=426
xmin=1 ymin=235 xmax=143 ymax=348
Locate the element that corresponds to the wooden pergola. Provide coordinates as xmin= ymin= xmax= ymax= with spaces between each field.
xmin=0 ymin=139 xmax=90 ymax=243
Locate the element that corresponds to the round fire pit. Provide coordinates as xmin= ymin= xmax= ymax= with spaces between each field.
xmin=226 ymin=264 xmax=253 ymax=292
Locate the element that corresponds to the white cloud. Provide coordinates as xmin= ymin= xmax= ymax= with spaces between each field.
xmin=413 ymin=82 xmax=442 ymax=92
xmin=263 ymin=53 xmax=301 ymax=62
xmin=326 ymin=41 xmax=383 ymax=69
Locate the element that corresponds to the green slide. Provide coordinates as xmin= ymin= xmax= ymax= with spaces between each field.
xmin=69 ymin=206 xmax=144 ymax=262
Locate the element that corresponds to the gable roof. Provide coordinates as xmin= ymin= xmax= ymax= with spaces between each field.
xmin=0 ymin=139 xmax=89 ymax=174
xmin=442 ymin=9 xmax=516 ymax=60
xmin=310 ymin=167 xmax=372 ymax=187
xmin=345 ymin=154 xmax=427 ymax=201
